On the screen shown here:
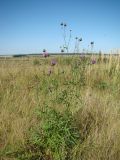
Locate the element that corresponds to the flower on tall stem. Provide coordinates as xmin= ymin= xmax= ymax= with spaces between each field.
xmin=43 ymin=49 xmax=49 ymax=58
xmin=61 ymin=49 xmax=64 ymax=53
xmin=91 ymin=41 xmax=94 ymax=45
xmin=60 ymin=22 xmax=72 ymax=53
xmin=79 ymin=38 xmax=82 ymax=42
xmin=90 ymin=41 xmax=94 ymax=52
xmin=74 ymin=37 xmax=82 ymax=53
xmin=43 ymin=49 xmax=46 ymax=53
xmin=60 ymin=22 xmax=64 ymax=26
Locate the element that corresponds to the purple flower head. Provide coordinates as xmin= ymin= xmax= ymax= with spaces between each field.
xmin=43 ymin=52 xmax=49 ymax=58
xmin=51 ymin=59 xmax=57 ymax=66
xmin=43 ymin=49 xmax=49 ymax=57
xmin=91 ymin=59 xmax=96 ymax=64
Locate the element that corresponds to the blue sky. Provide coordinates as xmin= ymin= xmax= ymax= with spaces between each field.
xmin=0 ymin=0 xmax=120 ymax=54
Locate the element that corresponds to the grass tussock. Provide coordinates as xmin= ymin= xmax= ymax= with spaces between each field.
xmin=0 ymin=55 xmax=120 ymax=160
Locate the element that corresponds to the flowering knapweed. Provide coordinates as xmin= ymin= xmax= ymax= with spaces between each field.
xmin=43 ymin=49 xmax=49 ymax=57
xmin=51 ymin=59 xmax=57 ymax=66
xmin=91 ymin=59 xmax=96 ymax=64
xmin=90 ymin=42 xmax=94 ymax=49
xmin=43 ymin=52 xmax=49 ymax=58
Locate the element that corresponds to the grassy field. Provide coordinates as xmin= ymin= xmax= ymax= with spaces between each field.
xmin=0 ymin=54 xmax=120 ymax=160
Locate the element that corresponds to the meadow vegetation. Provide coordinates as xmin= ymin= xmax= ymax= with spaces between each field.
xmin=0 ymin=54 xmax=120 ymax=160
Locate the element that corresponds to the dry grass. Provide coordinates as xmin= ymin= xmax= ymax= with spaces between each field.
xmin=0 ymin=55 xmax=120 ymax=160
